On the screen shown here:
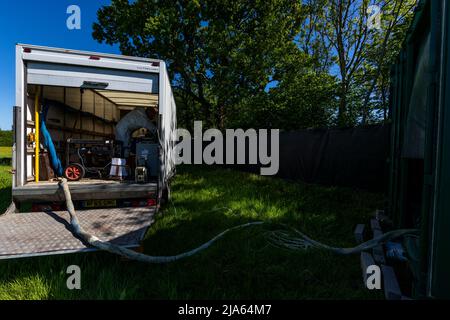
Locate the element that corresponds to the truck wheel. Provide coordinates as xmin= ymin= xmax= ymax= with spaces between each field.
xmin=64 ymin=163 xmax=85 ymax=181
xmin=161 ymin=184 xmax=171 ymax=205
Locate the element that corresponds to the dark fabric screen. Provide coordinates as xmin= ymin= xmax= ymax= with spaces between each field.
xmin=225 ymin=124 xmax=391 ymax=192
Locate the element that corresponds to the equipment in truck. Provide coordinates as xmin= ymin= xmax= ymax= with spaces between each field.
xmin=135 ymin=141 xmax=159 ymax=178
xmin=64 ymin=139 xmax=114 ymax=181
xmin=135 ymin=165 xmax=148 ymax=183
xmin=115 ymin=107 xmax=157 ymax=158
xmin=110 ymin=158 xmax=128 ymax=180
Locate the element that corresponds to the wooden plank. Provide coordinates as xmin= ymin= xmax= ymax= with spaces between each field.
xmin=381 ymin=265 xmax=402 ymax=300
xmin=373 ymin=247 xmax=386 ymax=264
xmin=371 ymin=218 xmax=382 ymax=231
xmin=375 ymin=209 xmax=385 ymax=220
xmin=354 ymin=224 xmax=365 ymax=243
xmin=373 ymin=229 xmax=383 ymax=238
xmin=373 ymin=229 xmax=386 ymax=264
xmin=375 ymin=209 xmax=394 ymax=226
xmin=361 ymin=252 xmax=376 ymax=286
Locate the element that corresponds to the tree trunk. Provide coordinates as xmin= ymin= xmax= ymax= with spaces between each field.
xmin=338 ymin=81 xmax=347 ymax=127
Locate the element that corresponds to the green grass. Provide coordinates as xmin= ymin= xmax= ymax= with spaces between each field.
xmin=0 ymin=147 xmax=11 ymax=159
xmin=0 ymin=165 xmax=384 ymax=300
xmin=0 ymin=165 xmax=12 ymax=214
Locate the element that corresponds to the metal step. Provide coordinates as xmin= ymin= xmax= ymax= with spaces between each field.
xmin=0 ymin=207 xmax=155 ymax=260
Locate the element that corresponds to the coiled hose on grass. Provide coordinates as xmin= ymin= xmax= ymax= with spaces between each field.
xmin=58 ymin=178 xmax=419 ymax=263
xmin=268 ymin=224 xmax=419 ymax=254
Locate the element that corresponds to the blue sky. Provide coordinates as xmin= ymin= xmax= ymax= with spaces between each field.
xmin=0 ymin=0 xmax=120 ymax=130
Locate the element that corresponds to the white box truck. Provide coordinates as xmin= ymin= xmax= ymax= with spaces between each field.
xmin=0 ymin=44 xmax=177 ymax=259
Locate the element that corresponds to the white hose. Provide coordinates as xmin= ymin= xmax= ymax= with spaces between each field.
xmin=59 ymin=178 xmax=263 ymax=263
xmin=58 ymin=178 xmax=419 ymax=262
xmin=268 ymin=223 xmax=419 ymax=255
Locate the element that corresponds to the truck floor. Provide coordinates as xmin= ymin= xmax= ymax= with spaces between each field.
xmin=12 ymin=181 xmax=158 ymax=202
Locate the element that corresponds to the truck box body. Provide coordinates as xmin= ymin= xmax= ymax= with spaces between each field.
xmin=12 ymin=44 xmax=177 ymax=205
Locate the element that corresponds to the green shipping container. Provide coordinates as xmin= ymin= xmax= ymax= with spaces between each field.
xmin=389 ymin=0 xmax=450 ymax=298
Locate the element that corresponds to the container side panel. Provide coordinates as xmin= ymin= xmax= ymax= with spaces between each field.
xmin=429 ymin=0 xmax=450 ymax=299
xmin=158 ymin=62 xmax=177 ymax=183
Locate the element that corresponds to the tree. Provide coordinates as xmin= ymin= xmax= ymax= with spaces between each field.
xmin=0 ymin=129 xmax=13 ymax=147
xmin=93 ymin=0 xmax=304 ymax=129
xmin=298 ymin=0 xmax=417 ymax=126
xmin=93 ymin=0 xmax=416 ymax=130
xmin=361 ymin=0 xmax=416 ymax=123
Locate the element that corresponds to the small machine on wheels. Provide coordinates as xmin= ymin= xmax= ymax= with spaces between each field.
xmin=64 ymin=139 xmax=115 ymax=181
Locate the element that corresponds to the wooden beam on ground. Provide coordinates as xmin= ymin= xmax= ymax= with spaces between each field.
xmin=371 ymin=218 xmax=382 ymax=231
xmin=361 ymin=252 xmax=376 ymax=287
xmin=375 ymin=209 xmax=394 ymax=226
xmin=354 ymin=224 xmax=365 ymax=243
xmin=381 ymin=265 xmax=402 ymax=300
xmin=372 ymin=226 xmax=386 ymax=264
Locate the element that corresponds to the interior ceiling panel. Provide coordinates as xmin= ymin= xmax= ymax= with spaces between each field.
xmin=95 ymin=89 xmax=158 ymax=109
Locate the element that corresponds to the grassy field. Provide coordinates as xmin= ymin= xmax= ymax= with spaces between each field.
xmin=0 ymin=147 xmax=11 ymax=159
xmin=0 ymin=165 xmax=384 ymax=300
xmin=0 ymin=165 xmax=12 ymax=214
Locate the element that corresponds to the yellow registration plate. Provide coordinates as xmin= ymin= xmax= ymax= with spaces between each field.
xmin=83 ymin=199 xmax=117 ymax=208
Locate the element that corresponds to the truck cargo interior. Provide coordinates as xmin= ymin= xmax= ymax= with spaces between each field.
xmin=15 ymin=83 xmax=161 ymax=204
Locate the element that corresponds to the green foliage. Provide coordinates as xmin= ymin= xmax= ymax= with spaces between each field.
xmin=0 ymin=147 xmax=11 ymax=158
xmin=360 ymin=0 xmax=417 ymax=123
xmin=93 ymin=0 xmax=338 ymax=130
xmin=0 ymin=165 xmax=12 ymax=213
xmin=0 ymin=165 xmax=383 ymax=299
xmin=93 ymin=0 xmax=416 ymax=129
xmin=299 ymin=0 xmax=417 ymax=126
xmin=0 ymin=130 xmax=13 ymax=147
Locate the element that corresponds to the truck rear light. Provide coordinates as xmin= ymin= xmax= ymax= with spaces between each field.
xmin=89 ymin=55 xmax=101 ymax=60
xmin=23 ymin=48 xmax=32 ymax=53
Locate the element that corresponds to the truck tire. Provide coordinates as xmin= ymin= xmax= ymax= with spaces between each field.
xmin=161 ymin=183 xmax=171 ymax=205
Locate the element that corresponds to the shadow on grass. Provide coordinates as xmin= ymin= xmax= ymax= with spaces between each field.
xmin=0 ymin=165 xmax=384 ymax=300
xmin=0 ymin=187 xmax=12 ymax=214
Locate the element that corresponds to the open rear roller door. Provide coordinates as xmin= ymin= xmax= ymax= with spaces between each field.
xmin=27 ymin=62 xmax=159 ymax=93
